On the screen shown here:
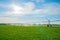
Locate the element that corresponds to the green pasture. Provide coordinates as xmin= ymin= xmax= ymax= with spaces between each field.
xmin=0 ymin=25 xmax=60 ymax=40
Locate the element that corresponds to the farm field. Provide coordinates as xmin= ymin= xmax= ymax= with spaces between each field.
xmin=0 ymin=25 xmax=60 ymax=40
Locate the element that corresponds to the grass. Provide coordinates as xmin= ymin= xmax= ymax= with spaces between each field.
xmin=0 ymin=25 xmax=60 ymax=40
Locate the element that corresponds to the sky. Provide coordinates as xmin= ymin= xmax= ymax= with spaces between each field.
xmin=0 ymin=0 xmax=60 ymax=24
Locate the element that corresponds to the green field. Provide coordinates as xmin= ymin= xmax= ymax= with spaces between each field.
xmin=0 ymin=25 xmax=60 ymax=40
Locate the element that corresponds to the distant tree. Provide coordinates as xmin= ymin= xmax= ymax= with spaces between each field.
xmin=0 ymin=23 xmax=7 ymax=25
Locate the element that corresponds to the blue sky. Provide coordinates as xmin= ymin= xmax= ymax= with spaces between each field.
xmin=0 ymin=0 xmax=60 ymax=23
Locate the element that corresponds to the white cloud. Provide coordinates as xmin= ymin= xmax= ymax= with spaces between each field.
xmin=0 ymin=17 xmax=19 ymax=23
xmin=5 ymin=2 xmax=35 ymax=15
xmin=36 ymin=0 xmax=45 ymax=2
xmin=0 ymin=17 xmax=35 ymax=23
xmin=1 ymin=2 xmax=60 ymax=16
xmin=33 ymin=3 xmax=60 ymax=15
xmin=0 ymin=2 xmax=60 ymax=23
xmin=42 ymin=3 xmax=60 ymax=14
xmin=31 ymin=0 xmax=45 ymax=3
